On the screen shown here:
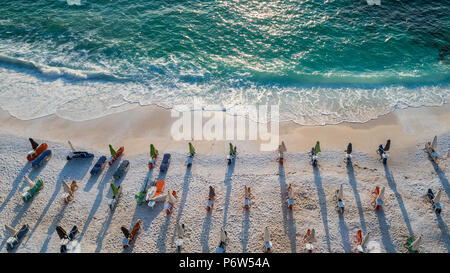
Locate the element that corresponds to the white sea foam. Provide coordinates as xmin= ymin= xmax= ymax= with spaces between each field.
xmin=66 ymin=0 xmax=81 ymax=6
xmin=0 ymin=55 xmax=124 ymax=81
xmin=0 ymin=66 xmax=448 ymax=125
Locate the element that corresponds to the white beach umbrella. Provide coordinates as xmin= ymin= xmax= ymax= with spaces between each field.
xmin=434 ymin=189 xmax=442 ymax=204
xmin=431 ymin=136 xmax=437 ymax=151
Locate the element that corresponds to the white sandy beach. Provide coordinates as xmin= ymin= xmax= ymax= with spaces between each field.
xmin=0 ymin=105 xmax=449 ymax=253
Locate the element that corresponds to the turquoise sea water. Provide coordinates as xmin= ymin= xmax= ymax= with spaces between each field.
xmin=0 ymin=0 xmax=448 ymax=124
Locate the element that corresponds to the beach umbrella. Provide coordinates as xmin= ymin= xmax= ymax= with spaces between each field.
xmin=29 ymin=138 xmax=39 ymax=150
xmin=377 ymin=187 xmax=385 ymax=202
xmin=362 ymin=232 xmax=370 ymax=248
xmin=220 ymin=228 xmax=228 ymax=243
xmin=314 ymin=141 xmax=321 ymax=155
xmin=384 ymin=139 xmax=390 ymax=151
xmin=177 ymin=223 xmax=185 ymax=239
xmin=309 ymin=228 xmax=316 ymax=242
xmin=279 ymin=141 xmax=287 ymax=153
xmin=229 ymin=143 xmax=234 ymax=155
xmin=5 ymin=225 xmax=17 ymax=237
xmin=110 ymin=183 xmax=119 ymax=196
xmin=189 ymin=142 xmax=195 ymax=155
xmin=431 ymin=136 xmax=437 ymax=151
xmin=68 ymin=140 xmax=77 ymax=152
xmin=56 ymin=226 xmax=68 ymax=240
xmin=410 ymin=236 xmax=422 ymax=251
xmin=24 ymin=176 xmax=35 ymax=187
xmin=337 ymin=184 xmax=344 ymax=200
xmin=264 ymin=227 xmax=270 ymax=243
xmin=209 ymin=186 xmax=215 ymax=199
xmin=434 ymin=189 xmax=442 ymax=204
xmin=346 ymin=143 xmax=352 ymax=154
xmin=168 ymin=190 xmax=176 ymax=204
xmin=109 ymin=144 xmax=117 ymax=157
xmin=150 ymin=144 xmax=158 ymax=158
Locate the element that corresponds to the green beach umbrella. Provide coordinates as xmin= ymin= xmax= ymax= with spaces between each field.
xmin=109 ymin=144 xmax=117 ymax=157
xmin=189 ymin=142 xmax=195 ymax=155
xmin=135 ymin=177 xmax=150 ymax=205
xmin=110 ymin=183 xmax=119 ymax=196
xmin=135 ymin=191 xmax=146 ymax=205
xmin=229 ymin=143 xmax=234 ymax=155
xmin=150 ymin=144 xmax=158 ymax=158
xmin=314 ymin=141 xmax=321 ymax=155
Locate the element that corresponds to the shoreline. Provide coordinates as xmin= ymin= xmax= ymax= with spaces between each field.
xmin=1 ymin=104 xmax=449 ymax=160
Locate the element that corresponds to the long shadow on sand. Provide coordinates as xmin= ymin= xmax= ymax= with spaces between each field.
xmin=312 ymin=165 xmax=331 ymax=252
xmin=24 ymin=158 xmax=93 ymax=249
xmin=346 ymin=162 xmax=367 ymax=232
xmin=77 ymin=165 xmax=114 ymax=243
xmin=39 ymin=204 xmax=68 ymax=253
xmin=169 ymin=166 xmax=192 ymax=250
xmin=435 ymin=213 xmax=450 ymax=252
xmin=375 ymin=209 xmax=396 ymax=253
xmin=156 ymin=213 xmax=173 ymax=253
xmin=201 ymin=211 xmax=213 ymax=253
xmin=428 ymin=158 xmax=450 ymax=199
xmin=94 ymin=209 xmax=115 ymax=253
xmin=383 ymin=164 xmax=414 ymax=236
xmin=241 ymin=209 xmax=250 ymax=253
xmin=222 ymin=160 xmax=235 ymax=228
xmin=338 ymin=213 xmax=351 ymax=253
xmin=0 ymin=162 xmax=31 ymax=213
xmin=286 ymin=207 xmax=297 ymax=253
xmin=73 ymin=158 xmax=117 ymax=251
xmin=82 ymin=166 xmax=102 ymax=193
xmin=278 ymin=164 xmax=297 ymax=253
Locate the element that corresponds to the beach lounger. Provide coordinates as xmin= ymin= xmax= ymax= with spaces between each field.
xmin=31 ymin=149 xmax=52 ymax=168
xmin=90 ymin=156 xmax=107 ymax=176
xmin=66 ymin=140 xmax=94 ymax=160
xmin=146 ymin=179 xmax=166 ymax=208
xmin=27 ymin=138 xmax=48 ymax=162
xmin=160 ymin=153 xmax=171 ymax=173
xmin=113 ymin=160 xmax=130 ymax=180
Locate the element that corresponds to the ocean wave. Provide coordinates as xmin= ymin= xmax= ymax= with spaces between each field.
xmin=0 ymin=66 xmax=448 ymax=125
xmin=66 ymin=0 xmax=82 ymax=6
xmin=0 ymin=55 xmax=127 ymax=82
xmin=0 ymin=0 xmax=448 ymax=125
